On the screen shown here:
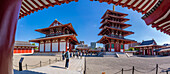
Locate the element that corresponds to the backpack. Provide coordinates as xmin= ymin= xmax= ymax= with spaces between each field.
xmin=65 ymin=52 xmax=68 ymax=58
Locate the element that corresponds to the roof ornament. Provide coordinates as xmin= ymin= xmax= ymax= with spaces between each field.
xmin=113 ymin=5 xmax=115 ymax=11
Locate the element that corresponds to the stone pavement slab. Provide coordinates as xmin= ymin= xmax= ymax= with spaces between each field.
xmin=14 ymin=57 xmax=84 ymax=74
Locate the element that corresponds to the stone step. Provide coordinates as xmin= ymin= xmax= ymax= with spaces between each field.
xmin=117 ymin=53 xmax=128 ymax=58
xmin=103 ymin=55 xmax=116 ymax=57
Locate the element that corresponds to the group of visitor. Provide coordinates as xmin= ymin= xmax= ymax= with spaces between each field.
xmin=62 ymin=50 xmax=85 ymax=69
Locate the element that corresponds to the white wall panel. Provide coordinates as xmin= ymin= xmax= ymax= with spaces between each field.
xmin=40 ymin=44 xmax=44 ymax=52
xmin=60 ymin=42 xmax=66 ymax=51
xmin=67 ymin=43 xmax=69 ymax=50
xmin=52 ymin=43 xmax=58 ymax=52
xmin=45 ymin=43 xmax=51 ymax=52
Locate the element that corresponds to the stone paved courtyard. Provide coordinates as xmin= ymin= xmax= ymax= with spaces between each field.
xmin=86 ymin=56 xmax=170 ymax=74
xmin=14 ymin=57 xmax=84 ymax=74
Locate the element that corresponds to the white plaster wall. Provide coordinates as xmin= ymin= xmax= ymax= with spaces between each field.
xmin=32 ymin=48 xmax=34 ymax=53
xmin=52 ymin=43 xmax=58 ymax=52
xmin=45 ymin=43 xmax=51 ymax=52
xmin=60 ymin=42 xmax=66 ymax=51
xmin=40 ymin=44 xmax=44 ymax=52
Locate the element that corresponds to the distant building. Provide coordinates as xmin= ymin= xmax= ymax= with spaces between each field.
xmin=14 ymin=41 xmax=37 ymax=54
xmin=90 ymin=42 xmax=96 ymax=49
xmin=76 ymin=41 xmax=89 ymax=52
xmin=125 ymin=43 xmax=141 ymax=49
xmin=134 ymin=39 xmax=163 ymax=55
xmin=163 ymin=44 xmax=170 ymax=47
xmin=80 ymin=41 xmax=84 ymax=45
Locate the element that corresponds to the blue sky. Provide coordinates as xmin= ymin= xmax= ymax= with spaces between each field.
xmin=16 ymin=0 xmax=170 ymax=47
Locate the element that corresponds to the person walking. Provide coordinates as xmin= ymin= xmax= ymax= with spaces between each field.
xmin=62 ymin=51 xmax=65 ymax=61
xmin=76 ymin=51 xmax=79 ymax=58
xmin=65 ymin=49 xmax=70 ymax=69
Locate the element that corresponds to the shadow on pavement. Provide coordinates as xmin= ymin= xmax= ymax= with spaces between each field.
xmin=50 ymin=66 xmax=66 ymax=69
xmin=14 ymin=69 xmax=46 ymax=74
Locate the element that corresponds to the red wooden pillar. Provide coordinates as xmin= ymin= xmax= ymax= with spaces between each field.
xmin=123 ymin=44 xmax=125 ymax=52
xmin=147 ymin=49 xmax=148 ymax=55
xmin=149 ymin=49 xmax=151 ymax=55
xmin=69 ymin=42 xmax=71 ymax=52
xmin=66 ymin=38 xmax=68 ymax=52
xmin=73 ymin=45 xmax=75 ymax=49
xmin=0 ymin=0 xmax=22 ymax=73
xmin=58 ymin=39 xmax=60 ymax=52
xmin=114 ymin=43 xmax=116 ymax=52
xmin=109 ymin=42 xmax=111 ymax=52
xmin=44 ymin=41 xmax=46 ymax=52
xmin=50 ymin=40 xmax=52 ymax=52
xmin=38 ymin=42 xmax=40 ymax=52
xmin=142 ymin=49 xmax=144 ymax=55
xmin=152 ymin=49 xmax=154 ymax=55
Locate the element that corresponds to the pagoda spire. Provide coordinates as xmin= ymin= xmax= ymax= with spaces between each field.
xmin=113 ymin=5 xmax=115 ymax=11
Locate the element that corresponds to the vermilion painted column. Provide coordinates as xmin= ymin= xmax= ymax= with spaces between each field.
xmin=152 ymin=49 xmax=154 ymax=55
xmin=44 ymin=41 xmax=46 ymax=52
xmin=0 ymin=0 xmax=22 ymax=74
xmin=142 ymin=49 xmax=144 ymax=55
xmin=50 ymin=40 xmax=52 ymax=52
xmin=66 ymin=38 xmax=68 ymax=52
xmin=114 ymin=43 xmax=116 ymax=52
xmin=38 ymin=42 xmax=40 ymax=52
xmin=109 ymin=42 xmax=111 ymax=52
xmin=149 ymin=49 xmax=151 ymax=55
xmin=69 ymin=42 xmax=71 ymax=52
xmin=58 ymin=39 xmax=60 ymax=52
xmin=123 ymin=44 xmax=125 ymax=52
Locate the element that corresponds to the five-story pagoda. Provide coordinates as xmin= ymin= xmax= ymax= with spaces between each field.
xmin=97 ymin=6 xmax=137 ymax=52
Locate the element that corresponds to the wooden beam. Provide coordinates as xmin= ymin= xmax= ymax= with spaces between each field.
xmin=99 ymin=0 xmax=103 ymax=3
xmin=133 ymin=0 xmax=145 ymax=11
xmin=20 ymin=9 xmax=27 ymax=16
xmin=128 ymin=0 xmax=138 ymax=9
xmin=21 ymin=6 xmax=30 ymax=15
xmin=161 ymin=26 xmax=170 ymax=32
xmin=138 ymin=0 xmax=151 ymax=13
xmin=46 ymin=0 xmax=54 ymax=7
xmin=25 ymin=0 xmax=38 ymax=12
xmin=38 ymin=0 xmax=48 ymax=8
xmin=164 ymin=29 xmax=170 ymax=34
xmin=122 ymin=0 xmax=131 ymax=7
xmin=143 ymin=0 xmax=157 ymax=14
xmin=64 ymin=0 xmax=69 ymax=4
xmin=55 ymin=0 xmax=61 ymax=5
xmin=22 ymin=2 xmax=34 ymax=13
xmin=108 ymin=0 xmax=113 ymax=4
xmin=152 ymin=15 xmax=170 ymax=28
xmin=115 ymin=0 xmax=122 ymax=6
xmin=31 ymin=0 xmax=43 ymax=10
xmin=157 ymin=23 xmax=170 ymax=30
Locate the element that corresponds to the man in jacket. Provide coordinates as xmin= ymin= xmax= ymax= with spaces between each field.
xmin=65 ymin=49 xmax=70 ymax=69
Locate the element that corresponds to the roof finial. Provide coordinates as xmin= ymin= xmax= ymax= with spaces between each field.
xmin=113 ymin=5 xmax=115 ymax=11
xmin=152 ymin=38 xmax=154 ymax=40
xmin=55 ymin=19 xmax=57 ymax=21
xmin=142 ymin=40 xmax=144 ymax=42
